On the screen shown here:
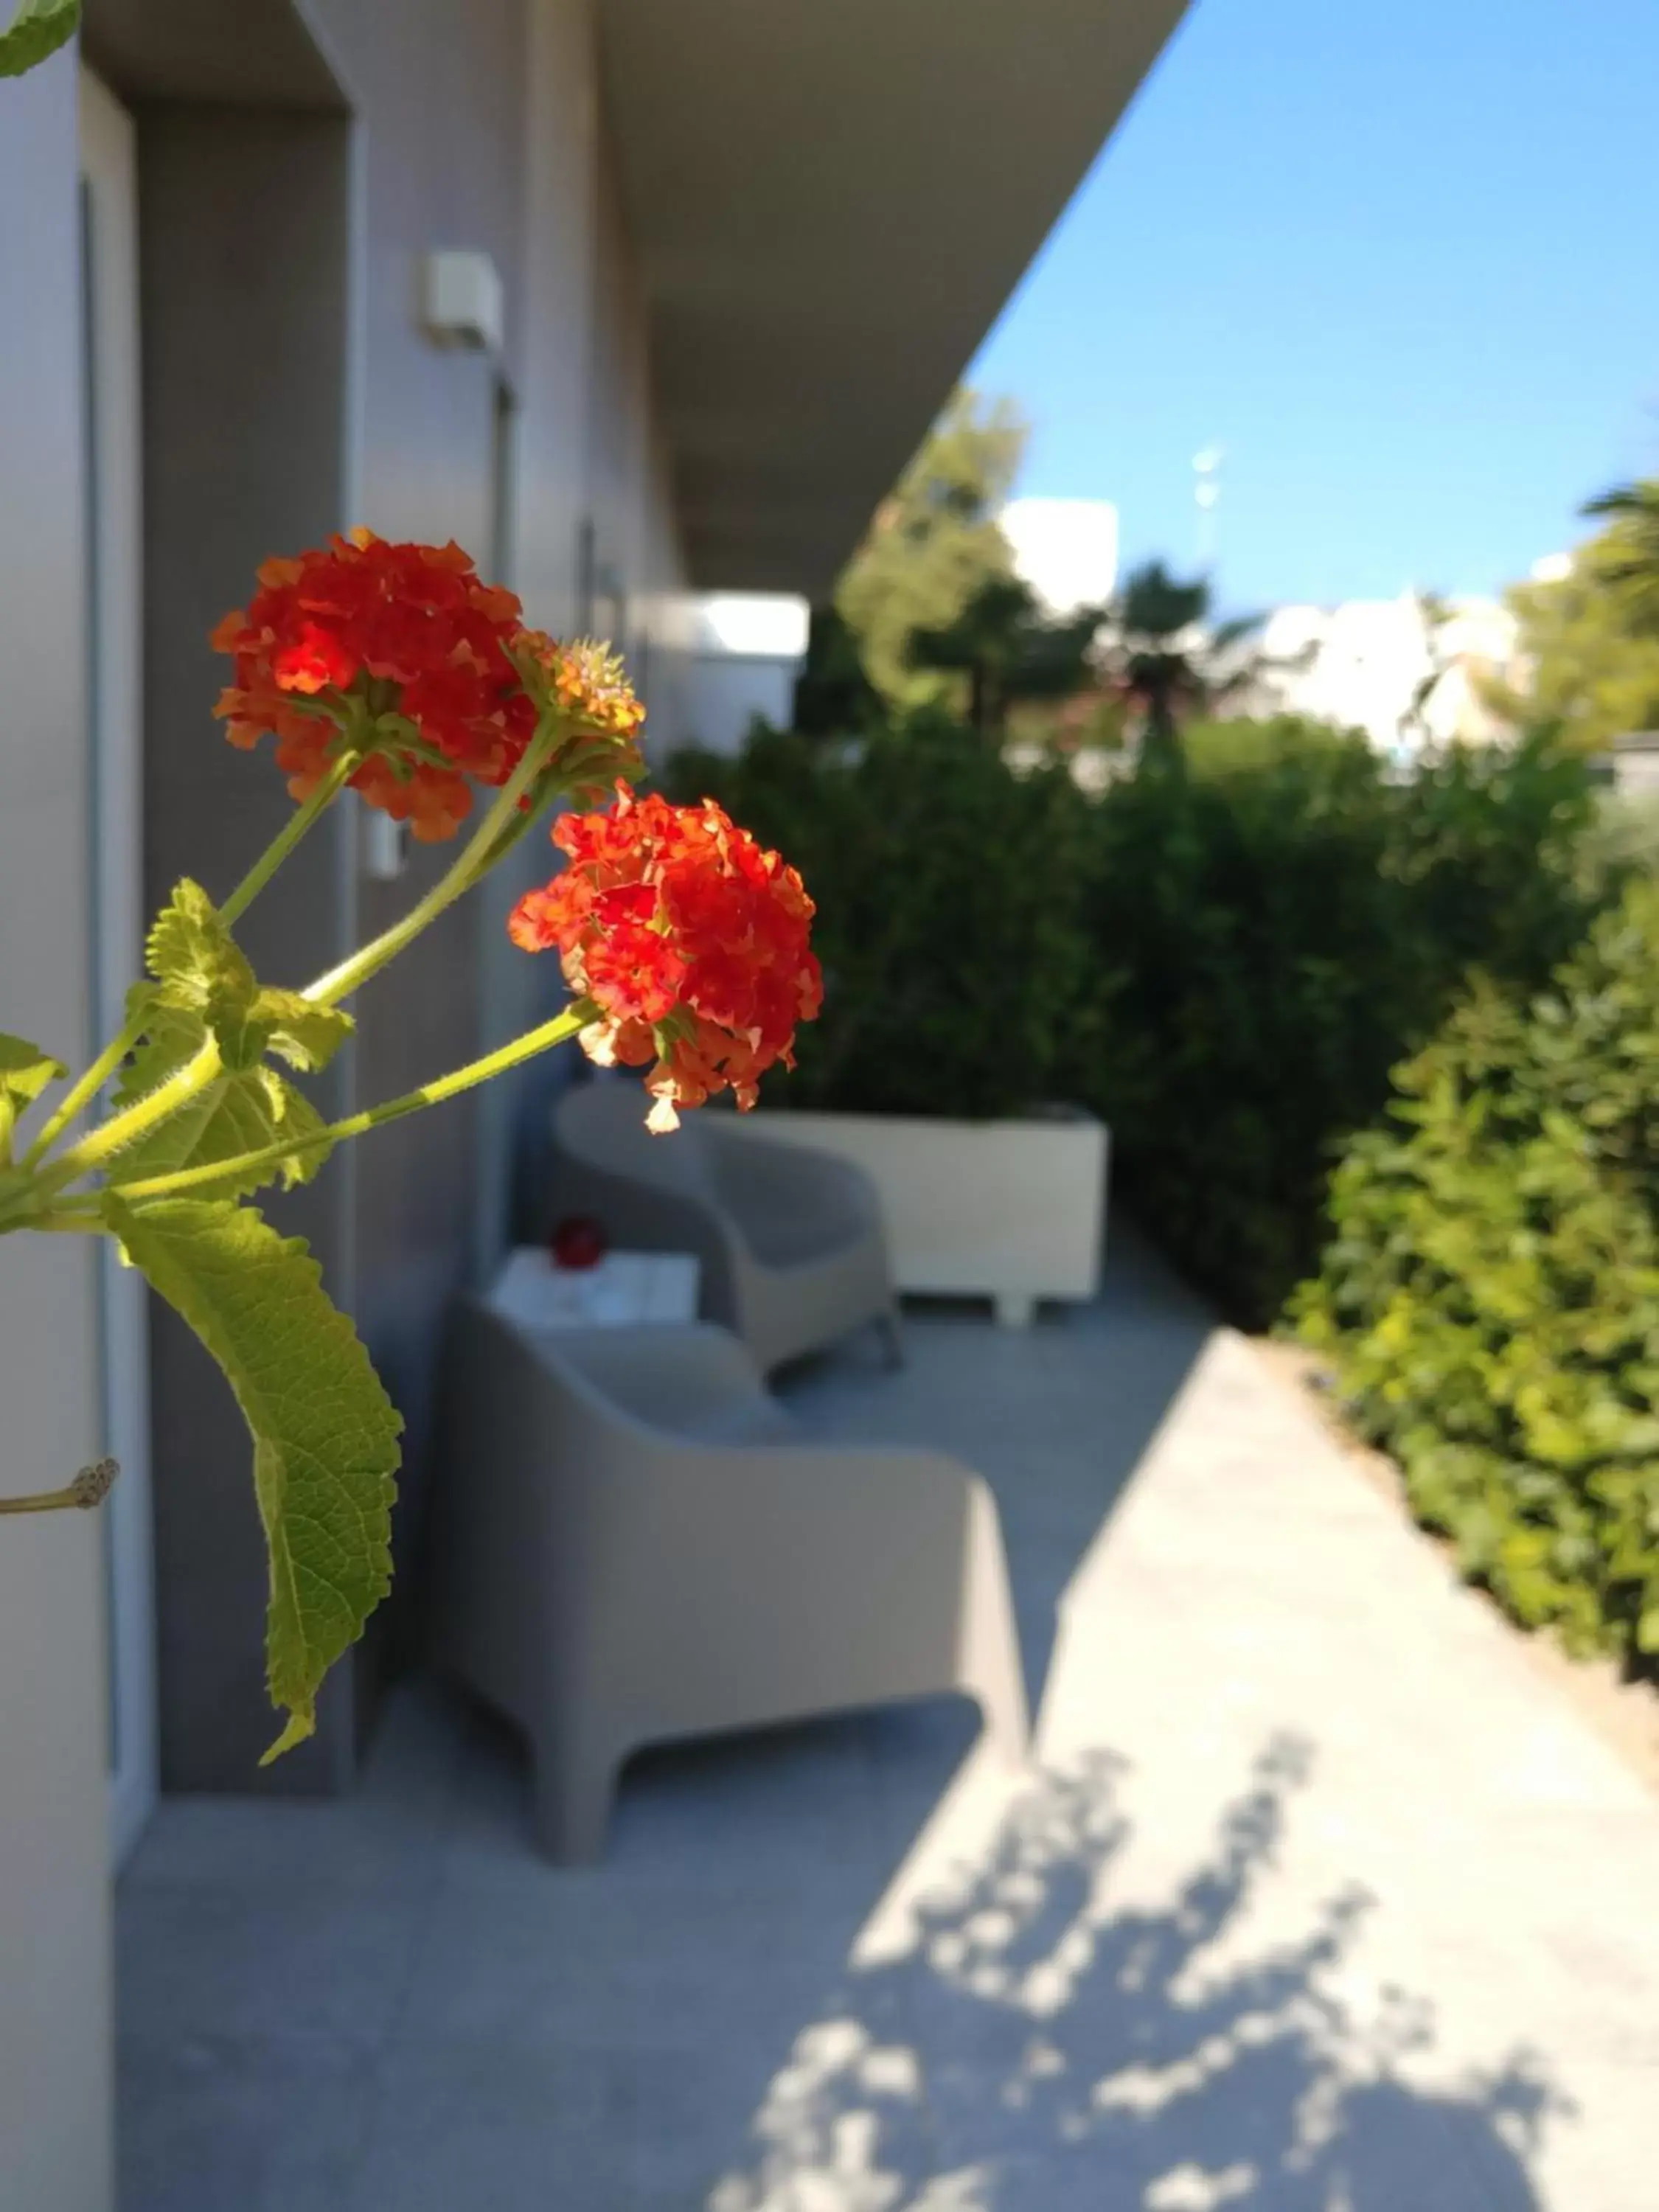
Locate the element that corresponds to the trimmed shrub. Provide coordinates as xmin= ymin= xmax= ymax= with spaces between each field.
xmin=1177 ymin=712 xmax=1358 ymax=781
xmin=661 ymin=718 xmax=1096 ymax=1121
xmin=663 ymin=717 xmax=1600 ymax=1324
xmin=1293 ymin=877 xmax=1659 ymax=1666
xmin=1060 ymin=732 xmax=1599 ymax=1324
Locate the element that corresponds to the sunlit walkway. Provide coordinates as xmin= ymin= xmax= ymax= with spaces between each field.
xmin=117 ymin=1231 xmax=1659 ymax=2209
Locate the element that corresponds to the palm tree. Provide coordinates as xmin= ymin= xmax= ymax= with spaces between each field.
xmin=906 ymin=575 xmax=1104 ymax=737
xmin=1581 ymin=480 xmax=1659 ymax=632
xmin=1398 ymin=590 xmax=1457 ymax=753
xmin=1099 ymin=560 xmax=1262 ymax=764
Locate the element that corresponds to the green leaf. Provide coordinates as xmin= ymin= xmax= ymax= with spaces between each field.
xmin=147 ymin=878 xmax=248 ymax=1001
xmin=0 ymin=0 xmax=78 ymax=77
xmin=0 ymin=1031 xmax=66 ymax=1152
xmin=0 ymin=1033 xmax=64 ymax=1102
xmin=103 ymin=1195 xmax=402 ymax=1759
xmin=248 ymin=988 xmax=355 ymax=1074
xmin=142 ymin=880 xmax=355 ymax=1075
xmin=147 ymin=879 xmax=268 ymax=1069
xmin=109 ymin=1003 xmax=331 ymax=1201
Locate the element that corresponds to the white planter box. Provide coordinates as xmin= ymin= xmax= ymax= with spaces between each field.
xmin=738 ymin=1105 xmax=1109 ymax=1326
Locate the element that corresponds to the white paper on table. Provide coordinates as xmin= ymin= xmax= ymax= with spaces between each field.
xmin=487 ymin=1248 xmax=700 ymax=1332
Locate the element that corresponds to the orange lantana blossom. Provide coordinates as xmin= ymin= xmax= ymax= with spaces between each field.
xmin=511 ymin=632 xmax=649 ymax=807
xmin=212 ymin=532 xmax=644 ymax=839
xmin=509 ymin=785 xmax=822 ymax=1130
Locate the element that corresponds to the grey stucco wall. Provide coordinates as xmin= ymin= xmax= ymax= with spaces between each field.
xmin=307 ymin=0 xmax=695 ymax=1649
xmin=136 ymin=102 xmax=357 ymax=1792
xmin=478 ymin=0 xmax=698 ymax=1278
xmin=72 ymin=0 xmax=695 ymax=1803
xmin=302 ymin=0 xmax=542 ymax=1716
xmin=131 ymin=0 xmax=694 ymax=1773
xmin=0 ymin=52 xmax=117 ymax=2212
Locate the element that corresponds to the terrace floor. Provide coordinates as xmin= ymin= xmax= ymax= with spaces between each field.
xmin=117 ymin=1228 xmax=1659 ymax=2211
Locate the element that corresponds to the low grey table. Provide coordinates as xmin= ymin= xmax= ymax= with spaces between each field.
xmin=487 ymin=1247 xmax=701 ymax=1333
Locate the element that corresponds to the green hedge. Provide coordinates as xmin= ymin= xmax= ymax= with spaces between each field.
xmin=1060 ymin=733 xmax=1599 ymax=1323
xmin=1174 ymin=712 xmax=1357 ymax=781
xmin=1293 ymin=879 xmax=1659 ymax=1665
xmin=664 ymin=717 xmax=1600 ymax=1326
xmin=664 ymin=718 xmax=1096 ymax=1121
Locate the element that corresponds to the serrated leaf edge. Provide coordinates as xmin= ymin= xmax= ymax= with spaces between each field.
xmin=103 ymin=1195 xmax=402 ymax=1757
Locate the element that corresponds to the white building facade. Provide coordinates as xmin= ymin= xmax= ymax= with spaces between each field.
xmin=683 ymin=594 xmax=812 ymax=756
xmin=1002 ymin=496 xmax=1120 ymax=616
xmin=1256 ymin=591 xmax=1523 ymax=757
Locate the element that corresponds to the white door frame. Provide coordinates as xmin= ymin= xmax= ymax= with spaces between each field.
xmin=80 ymin=66 xmax=157 ymax=1866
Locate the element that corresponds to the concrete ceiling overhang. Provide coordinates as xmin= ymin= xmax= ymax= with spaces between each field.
xmin=83 ymin=0 xmax=348 ymax=109
xmin=598 ymin=0 xmax=1189 ymax=599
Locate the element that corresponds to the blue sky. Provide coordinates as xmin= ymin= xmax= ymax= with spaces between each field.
xmin=969 ymin=0 xmax=1659 ymax=615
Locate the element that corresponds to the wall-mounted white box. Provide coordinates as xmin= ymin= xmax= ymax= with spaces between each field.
xmin=420 ymin=250 xmax=504 ymax=355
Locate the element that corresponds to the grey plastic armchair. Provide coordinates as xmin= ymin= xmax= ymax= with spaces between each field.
xmin=431 ymin=1300 xmax=1029 ymax=1863
xmin=550 ymin=1077 xmax=900 ymax=1373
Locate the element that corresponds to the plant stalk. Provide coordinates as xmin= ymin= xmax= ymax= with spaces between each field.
xmin=220 ymin=745 xmax=362 ymax=927
xmin=301 ymin=716 xmax=563 ymax=1009
xmin=43 ymin=1037 xmax=222 ymax=1191
xmin=0 ymin=1458 xmax=119 ymax=1516
xmin=21 ymin=715 xmax=571 ymax=1208
xmin=108 ymin=1003 xmax=593 ymax=1204
xmin=22 ymin=748 xmax=360 ymax=1171
xmin=21 ymin=1012 xmax=147 ymax=1169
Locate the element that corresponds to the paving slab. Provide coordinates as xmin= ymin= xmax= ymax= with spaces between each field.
xmin=117 ymin=1228 xmax=1659 ymax=2210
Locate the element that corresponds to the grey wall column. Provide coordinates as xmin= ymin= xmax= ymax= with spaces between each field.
xmin=139 ymin=105 xmax=357 ymax=1794
xmin=0 ymin=57 xmax=117 ymax=2212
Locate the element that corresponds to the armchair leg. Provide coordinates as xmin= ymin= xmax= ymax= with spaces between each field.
xmin=959 ymin=1481 xmax=1031 ymax=1766
xmin=530 ymin=1730 xmax=618 ymax=1865
xmin=875 ymin=1310 xmax=905 ymax=1369
xmin=969 ymin=1644 xmax=1031 ymax=1769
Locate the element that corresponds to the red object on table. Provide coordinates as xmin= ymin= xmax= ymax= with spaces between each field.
xmin=550 ymin=1214 xmax=608 ymax=1271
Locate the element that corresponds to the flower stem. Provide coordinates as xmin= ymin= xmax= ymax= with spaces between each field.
xmin=44 ymin=1037 xmax=222 ymax=1191
xmin=220 ymin=747 xmax=361 ymax=928
xmin=108 ymin=1003 xmax=592 ymax=1203
xmin=0 ymin=1458 xmax=119 ymax=1516
xmin=21 ymin=1010 xmax=147 ymax=1169
xmin=23 ymin=714 xmax=568 ymax=1206
xmin=302 ymin=717 xmax=562 ymax=1009
xmin=21 ymin=753 xmax=359 ymax=1172
xmin=469 ymin=802 xmax=542 ymax=878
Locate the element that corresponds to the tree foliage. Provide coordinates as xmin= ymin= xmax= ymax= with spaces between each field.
xmin=835 ymin=391 xmax=1026 ymax=711
xmin=1581 ymin=479 xmax=1659 ymax=627
xmin=1099 ymin=560 xmax=1263 ymax=761
xmin=792 ymin=605 xmax=883 ymax=737
xmin=907 ymin=575 xmax=1103 ymax=737
xmin=1496 ymin=479 xmax=1659 ymax=751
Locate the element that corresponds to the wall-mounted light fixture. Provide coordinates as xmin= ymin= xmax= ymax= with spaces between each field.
xmin=419 ymin=250 xmax=504 ymax=357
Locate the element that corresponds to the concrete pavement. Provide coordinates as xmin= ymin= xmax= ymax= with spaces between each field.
xmin=118 ymin=1228 xmax=1659 ymax=2208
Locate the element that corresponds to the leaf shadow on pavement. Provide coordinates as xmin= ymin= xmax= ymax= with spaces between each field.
xmin=709 ymin=1734 xmax=1563 ymax=2212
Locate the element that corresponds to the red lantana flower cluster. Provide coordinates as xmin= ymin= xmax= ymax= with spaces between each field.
xmin=509 ymin=785 xmax=821 ymax=1130
xmin=212 ymin=532 xmax=644 ymax=840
